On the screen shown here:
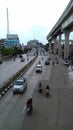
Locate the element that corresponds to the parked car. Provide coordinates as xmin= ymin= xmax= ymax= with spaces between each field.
xmin=20 ymin=57 xmax=25 ymax=62
xmin=36 ymin=64 xmax=42 ymax=73
xmin=12 ymin=78 xmax=27 ymax=94
xmin=45 ymin=60 xmax=50 ymax=65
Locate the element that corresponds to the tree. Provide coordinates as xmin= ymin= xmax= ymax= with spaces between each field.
xmin=1 ymin=48 xmax=13 ymax=56
xmin=44 ymin=43 xmax=49 ymax=51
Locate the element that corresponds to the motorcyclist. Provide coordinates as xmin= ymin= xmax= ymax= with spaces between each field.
xmin=46 ymin=85 xmax=50 ymax=90
xmin=27 ymin=57 xmax=29 ymax=61
xmin=45 ymin=85 xmax=50 ymax=97
xmin=39 ymin=82 xmax=42 ymax=93
xmin=26 ymin=98 xmax=32 ymax=109
xmin=39 ymin=61 xmax=41 ymax=64
xmin=56 ymin=60 xmax=59 ymax=64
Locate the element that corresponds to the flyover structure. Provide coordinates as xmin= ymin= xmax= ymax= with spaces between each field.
xmin=47 ymin=0 xmax=73 ymax=59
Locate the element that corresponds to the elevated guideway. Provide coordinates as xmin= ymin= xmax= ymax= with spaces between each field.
xmin=47 ymin=0 xmax=73 ymax=59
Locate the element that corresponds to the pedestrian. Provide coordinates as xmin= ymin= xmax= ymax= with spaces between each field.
xmin=52 ymin=61 xmax=54 ymax=66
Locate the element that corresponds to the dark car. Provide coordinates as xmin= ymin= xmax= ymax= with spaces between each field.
xmin=0 ymin=59 xmax=3 ymax=64
xmin=45 ymin=60 xmax=50 ymax=65
xmin=19 ymin=54 xmax=23 ymax=58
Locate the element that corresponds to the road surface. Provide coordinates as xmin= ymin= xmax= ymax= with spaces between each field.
xmin=0 ymin=54 xmax=34 ymax=87
xmin=0 ymin=55 xmax=51 ymax=130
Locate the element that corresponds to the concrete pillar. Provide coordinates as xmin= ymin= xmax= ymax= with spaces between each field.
xmin=64 ymin=31 xmax=70 ymax=59
xmin=49 ymin=41 xmax=51 ymax=53
xmin=54 ymin=37 xmax=57 ymax=54
xmin=58 ymin=34 xmax=61 ymax=56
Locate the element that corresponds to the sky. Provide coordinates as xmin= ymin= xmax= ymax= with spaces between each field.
xmin=0 ymin=0 xmax=71 ymax=45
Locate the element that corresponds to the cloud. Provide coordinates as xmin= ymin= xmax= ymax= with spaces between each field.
xmin=0 ymin=0 xmax=71 ymax=45
xmin=19 ymin=25 xmax=48 ymax=44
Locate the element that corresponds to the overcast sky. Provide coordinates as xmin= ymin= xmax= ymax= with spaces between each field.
xmin=0 ymin=0 xmax=71 ymax=45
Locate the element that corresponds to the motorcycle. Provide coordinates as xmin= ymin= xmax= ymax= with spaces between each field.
xmin=46 ymin=89 xmax=49 ymax=97
xmin=26 ymin=105 xmax=32 ymax=114
xmin=45 ymin=85 xmax=50 ymax=97
xmin=42 ymin=57 xmax=43 ymax=60
xmin=39 ymin=87 xmax=42 ymax=93
xmin=26 ymin=98 xmax=33 ymax=114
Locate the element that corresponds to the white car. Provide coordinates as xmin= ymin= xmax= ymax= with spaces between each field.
xmin=20 ymin=57 xmax=25 ymax=62
xmin=12 ymin=78 xmax=27 ymax=94
xmin=64 ymin=60 xmax=70 ymax=66
xmin=36 ymin=64 xmax=42 ymax=73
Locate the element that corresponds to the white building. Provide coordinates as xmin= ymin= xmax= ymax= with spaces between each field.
xmin=5 ymin=34 xmax=20 ymax=47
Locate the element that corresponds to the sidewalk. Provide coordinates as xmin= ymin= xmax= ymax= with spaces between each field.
xmin=21 ymin=55 xmax=73 ymax=130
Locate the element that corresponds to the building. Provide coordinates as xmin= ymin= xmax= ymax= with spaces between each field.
xmin=5 ymin=34 xmax=20 ymax=48
xmin=27 ymin=39 xmax=43 ymax=48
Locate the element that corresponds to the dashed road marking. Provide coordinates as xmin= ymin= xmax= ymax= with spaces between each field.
xmin=22 ymin=105 xmax=26 ymax=114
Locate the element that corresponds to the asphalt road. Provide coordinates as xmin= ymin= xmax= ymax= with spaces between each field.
xmin=0 ymin=55 xmax=51 ymax=130
xmin=0 ymin=54 xmax=34 ymax=87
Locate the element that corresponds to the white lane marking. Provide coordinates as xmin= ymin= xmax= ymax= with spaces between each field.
xmin=22 ymin=105 xmax=26 ymax=114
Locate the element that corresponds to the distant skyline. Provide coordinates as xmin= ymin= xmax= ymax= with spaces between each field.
xmin=0 ymin=0 xmax=72 ymax=45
